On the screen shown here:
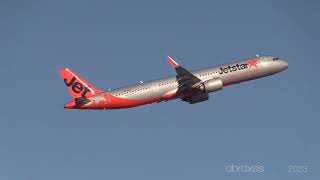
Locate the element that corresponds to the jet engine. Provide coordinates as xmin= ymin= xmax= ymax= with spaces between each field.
xmin=199 ymin=78 xmax=223 ymax=93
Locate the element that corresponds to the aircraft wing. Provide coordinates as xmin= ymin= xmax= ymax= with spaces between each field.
xmin=166 ymin=56 xmax=202 ymax=92
xmin=166 ymin=56 xmax=211 ymax=104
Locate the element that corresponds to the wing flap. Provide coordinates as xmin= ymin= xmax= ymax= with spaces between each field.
xmin=181 ymin=92 xmax=209 ymax=104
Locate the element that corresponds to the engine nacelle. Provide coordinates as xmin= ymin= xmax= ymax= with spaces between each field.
xmin=199 ymin=78 xmax=223 ymax=93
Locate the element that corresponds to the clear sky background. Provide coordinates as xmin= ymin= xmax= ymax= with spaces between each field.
xmin=1 ymin=0 xmax=319 ymax=179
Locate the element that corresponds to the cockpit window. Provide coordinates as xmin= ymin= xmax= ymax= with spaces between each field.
xmin=272 ymin=57 xmax=279 ymax=61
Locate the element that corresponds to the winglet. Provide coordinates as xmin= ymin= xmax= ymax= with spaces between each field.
xmin=166 ymin=56 xmax=179 ymax=68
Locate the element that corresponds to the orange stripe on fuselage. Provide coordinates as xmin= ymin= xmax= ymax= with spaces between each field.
xmin=106 ymin=94 xmax=163 ymax=109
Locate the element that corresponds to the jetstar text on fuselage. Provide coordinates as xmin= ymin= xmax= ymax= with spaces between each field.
xmin=218 ymin=63 xmax=248 ymax=74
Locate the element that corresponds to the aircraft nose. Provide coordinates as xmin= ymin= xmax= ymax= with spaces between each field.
xmin=278 ymin=60 xmax=288 ymax=71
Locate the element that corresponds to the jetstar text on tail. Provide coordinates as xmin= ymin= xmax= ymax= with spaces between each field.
xmin=64 ymin=76 xmax=91 ymax=97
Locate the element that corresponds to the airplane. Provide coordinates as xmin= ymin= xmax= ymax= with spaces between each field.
xmin=60 ymin=55 xmax=288 ymax=110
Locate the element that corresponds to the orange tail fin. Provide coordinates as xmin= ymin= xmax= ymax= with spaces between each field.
xmin=59 ymin=68 xmax=102 ymax=99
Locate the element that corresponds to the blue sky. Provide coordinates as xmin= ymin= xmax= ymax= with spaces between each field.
xmin=0 ymin=0 xmax=319 ymax=179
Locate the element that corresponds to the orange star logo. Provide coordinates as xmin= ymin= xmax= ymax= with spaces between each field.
xmin=247 ymin=59 xmax=258 ymax=68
